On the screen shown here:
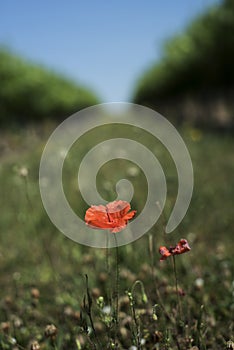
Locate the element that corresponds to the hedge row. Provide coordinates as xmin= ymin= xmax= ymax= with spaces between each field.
xmin=133 ymin=0 xmax=234 ymax=126
xmin=0 ymin=48 xmax=99 ymax=125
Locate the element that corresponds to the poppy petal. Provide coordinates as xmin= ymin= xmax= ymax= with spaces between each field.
xmin=171 ymin=239 xmax=191 ymax=255
xmin=85 ymin=205 xmax=109 ymax=225
xmin=85 ymin=201 xmax=136 ymax=232
xmin=159 ymin=246 xmax=171 ymax=261
xmin=110 ymin=222 xmax=127 ymax=233
xmin=106 ymin=200 xmax=131 ymax=220
xmin=159 ymin=239 xmax=191 ymax=261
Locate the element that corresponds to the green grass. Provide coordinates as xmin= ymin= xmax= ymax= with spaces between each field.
xmin=0 ymin=123 xmax=233 ymax=349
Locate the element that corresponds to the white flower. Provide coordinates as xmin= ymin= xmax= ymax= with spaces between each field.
xmin=19 ymin=167 xmax=28 ymax=177
xmin=102 ymin=305 xmax=111 ymax=315
xmin=127 ymin=166 xmax=140 ymax=177
xmin=194 ymin=278 xmax=204 ymax=289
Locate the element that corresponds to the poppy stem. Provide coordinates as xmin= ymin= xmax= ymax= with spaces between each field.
xmin=148 ymin=234 xmax=174 ymax=323
xmin=84 ymin=274 xmax=100 ymax=349
xmin=172 ymin=255 xmax=182 ymax=320
xmin=105 ymin=233 xmax=112 ymax=309
xmin=113 ymin=233 xmax=119 ymax=345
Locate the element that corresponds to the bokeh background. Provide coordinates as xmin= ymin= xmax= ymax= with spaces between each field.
xmin=0 ymin=1 xmax=234 ymax=349
xmin=2 ymin=0 xmax=232 ymax=125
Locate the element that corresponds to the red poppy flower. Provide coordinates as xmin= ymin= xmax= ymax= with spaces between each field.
xmin=159 ymin=239 xmax=191 ymax=261
xmin=85 ymin=200 xmax=136 ymax=233
xmin=171 ymin=239 xmax=191 ymax=255
xmin=159 ymin=246 xmax=171 ymax=260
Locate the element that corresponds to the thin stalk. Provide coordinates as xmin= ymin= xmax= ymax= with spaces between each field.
xmin=129 ymin=280 xmax=149 ymax=350
xmin=131 ymin=303 xmax=141 ymax=350
xmin=172 ymin=255 xmax=182 ymax=320
xmin=106 ymin=233 xmax=110 ymax=273
xmin=3 ymin=334 xmax=26 ymax=350
xmin=113 ymin=233 xmax=119 ymax=348
xmin=84 ymin=275 xmax=100 ymax=349
xmin=105 ymin=232 xmax=112 ymax=309
xmin=148 ymin=234 xmax=174 ymax=323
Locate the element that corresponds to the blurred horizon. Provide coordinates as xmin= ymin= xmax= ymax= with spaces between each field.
xmin=0 ymin=0 xmax=221 ymax=102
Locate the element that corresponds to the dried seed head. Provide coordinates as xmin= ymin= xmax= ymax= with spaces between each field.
xmin=44 ymin=324 xmax=57 ymax=339
xmin=73 ymin=311 xmax=81 ymax=320
xmin=98 ymin=272 xmax=108 ymax=282
xmin=11 ymin=315 xmax=23 ymax=328
xmin=64 ymin=306 xmax=74 ymax=317
xmin=0 ymin=321 xmax=10 ymax=333
xmin=119 ymin=295 xmax=130 ymax=312
xmin=83 ymin=254 xmax=93 ymax=264
xmin=119 ymin=326 xmax=129 ymax=339
xmin=91 ymin=287 xmax=101 ymax=298
xmin=93 ymin=322 xmax=104 ymax=334
xmin=31 ymin=288 xmax=40 ymax=299
xmin=30 ymin=340 xmax=40 ymax=350
xmin=4 ymin=296 xmax=13 ymax=306
xmin=154 ymin=330 xmax=163 ymax=342
xmin=227 ymin=340 xmax=234 ymax=350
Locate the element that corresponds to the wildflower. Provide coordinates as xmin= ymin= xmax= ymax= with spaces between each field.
xmin=97 ymin=296 xmax=104 ymax=309
xmin=102 ymin=305 xmax=111 ymax=315
xmin=194 ymin=277 xmax=204 ymax=289
xmin=127 ymin=166 xmax=140 ymax=177
xmin=85 ymin=200 xmax=136 ymax=233
xmin=19 ymin=166 xmax=28 ymax=177
xmin=159 ymin=239 xmax=191 ymax=261
xmin=9 ymin=337 xmax=17 ymax=345
xmin=158 ymin=246 xmax=171 ymax=260
xmin=172 ymin=239 xmax=191 ymax=255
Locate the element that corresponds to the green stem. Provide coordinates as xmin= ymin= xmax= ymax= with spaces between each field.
xmin=105 ymin=232 xmax=112 ymax=309
xmin=84 ymin=275 xmax=100 ymax=350
xmin=113 ymin=233 xmax=119 ymax=347
xmin=148 ymin=234 xmax=174 ymax=323
xmin=129 ymin=281 xmax=143 ymax=349
xmin=172 ymin=255 xmax=182 ymax=320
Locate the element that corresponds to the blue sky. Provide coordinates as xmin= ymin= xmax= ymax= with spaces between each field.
xmin=0 ymin=0 xmax=220 ymax=102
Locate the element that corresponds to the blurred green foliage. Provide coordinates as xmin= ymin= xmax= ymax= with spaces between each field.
xmin=0 ymin=124 xmax=233 ymax=348
xmin=133 ymin=0 xmax=234 ymax=120
xmin=0 ymin=48 xmax=99 ymax=125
